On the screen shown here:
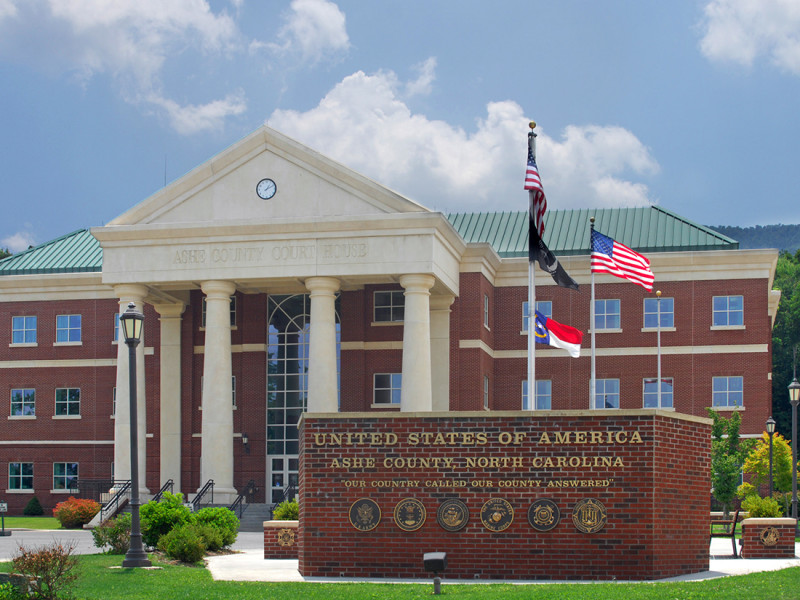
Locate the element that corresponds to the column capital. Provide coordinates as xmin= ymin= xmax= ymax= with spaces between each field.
xmin=114 ymin=284 xmax=149 ymax=303
xmin=201 ymin=280 xmax=236 ymax=299
xmin=153 ymin=303 xmax=186 ymax=318
xmin=430 ymin=294 xmax=456 ymax=311
xmin=305 ymin=276 xmax=340 ymax=295
xmin=399 ymin=273 xmax=436 ymax=292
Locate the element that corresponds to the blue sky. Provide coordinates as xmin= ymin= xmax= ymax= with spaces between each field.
xmin=1 ymin=0 xmax=799 ymax=252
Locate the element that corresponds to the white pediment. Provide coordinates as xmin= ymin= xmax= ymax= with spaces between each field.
xmin=108 ymin=126 xmax=428 ymax=226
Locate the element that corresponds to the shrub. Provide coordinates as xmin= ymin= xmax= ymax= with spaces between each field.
xmin=11 ymin=541 xmax=79 ymax=600
xmin=52 ymin=497 xmax=100 ymax=529
xmin=23 ymin=496 xmax=44 ymax=517
xmin=91 ymin=512 xmax=131 ymax=555
xmin=741 ymin=494 xmax=782 ymax=518
xmin=272 ymin=499 xmax=299 ymax=520
xmin=194 ymin=506 xmax=239 ymax=548
xmin=140 ymin=492 xmax=192 ymax=548
xmin=0 ymin=581 xmax=22 ymax=600
xmin=193 ymin=523 xmax=224 ymax=552
xmin=157 ymin=524 xmax=206 ymax=564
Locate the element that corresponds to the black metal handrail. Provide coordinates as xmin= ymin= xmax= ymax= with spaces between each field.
xmin=152 ymin=479 xmax=174 ymax=503
xmin=229 ymin=479 xmax=257 ymax=518
xmin=270 ymin=484 xmax=297 ymax=516
xmin=99 ymin=479 xmax=132 ymax=522
xmin=191 ymin=479 xmax=214 ymax=511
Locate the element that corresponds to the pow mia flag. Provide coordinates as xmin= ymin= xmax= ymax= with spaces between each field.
xmin=529 ymin=225 xmax=579 ymax=291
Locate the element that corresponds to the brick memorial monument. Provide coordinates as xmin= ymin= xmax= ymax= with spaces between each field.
xmin=298 ymin=410 xmax=710 ymax=580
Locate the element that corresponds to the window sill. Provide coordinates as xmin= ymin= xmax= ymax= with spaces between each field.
xmin=589 ymin=328 xmax=622 ymax=334
xmin=9 ymin=342 xmax=38 ymax=348
xmin=371 ymin=403 xmax=400 ymax=409
xmin=53 ymin=415 xmax=81 ymax=420
xmin=710 ymin=325 xmax=745 ymax=331
xmin=370 ymin=321 xmax=403 ymax=327
xmin=8 ymin=415 xmax=36 ymax=420
xmin=53 ymin=342 xmax=82 ymax=347
xmin=5 ymin=489 xmax=34 ymax=494
xmin=644 ymin=405 xmax=675 ymax=411
xmin=641 ymin=327 xmax=676 ymax=333
xmin=50 ymin=489 xmax=80 ymax=494
xmin=710 ymin=405 xmax=745 ymax=412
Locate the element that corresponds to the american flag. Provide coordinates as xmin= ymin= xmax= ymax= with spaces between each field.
xmin=525 ymin=145 xmax=546 ymax=237
xmin=591 ymin=229 xmax=655 ymax=292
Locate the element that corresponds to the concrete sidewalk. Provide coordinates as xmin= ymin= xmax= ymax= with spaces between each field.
xmin=203 ymin=538 xmax=800 ymax=584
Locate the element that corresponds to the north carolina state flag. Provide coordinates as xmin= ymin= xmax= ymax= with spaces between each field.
xmin=534 ymin=311 xmax=583 ymax=358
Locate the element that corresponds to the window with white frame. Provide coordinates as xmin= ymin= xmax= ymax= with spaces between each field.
xmin=484 ymin=294 xmax=490 ymax=329
xmin=643 ymin=297 xmax=674 ymax=328
xmin=201 ymin=295 xmax=237 ymax=327
xmin=522 ymin=379 xmax=552 ymax=410
xmin=483 ymin=375 xmax=490 ymax=409
xmin=713 ymin=296 xmax=743 ymax=327
xmin=11 ymin=389 xmax=35 ymax=416
xmin=522 ymin=301 xmax=553 ymax=330
xmin=53 ymin=462 xmax=78 ymax=491
xmin=112 ymin=387 xmax=116 ymax=416
xmin=55 ymin=388 xmax=80 ymax=416
xmin=373 ymin=373 xmax=401 ymax=405
xmin=113 ymin=313 xmax=120 ymax=341
xmin=374 ymin=291 xmax=404 ymax=322
xmin=56 ymin=314 xmax=81 ymax=343
xmin=9 ymin=462 xmax=33 ymax=490
xmin=594 ymin=300 xmax=620 ymax=330
xmin=712 ymin=376 xmax=743 ymax=408
xmin=643 ymin=378 xmax=673 ymax=408
xmin=594 ymin=379 xmax=620 ymax=409
xmin=12 ymin=316 xmax=37 ymax=344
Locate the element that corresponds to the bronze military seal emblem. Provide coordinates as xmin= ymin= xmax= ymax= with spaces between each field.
xmin=480 ymin=498 xmax=514 ymax=532
xmin=572 ymin=498 xmax=607 ymax=534
xmin=528 ymin=498 xmax=560 ymax=532
xmin=759 ymin=526 xmax=780 ymax=547
xmin=349 ymin=498 xmax=381 ymax=532
xmin=277 ymin=528 xmax=296 ymax=547
xmin=436 ymin=498 xmax=469 ymax=532
xmin=394 ymin=498 xmax=426 ymax=531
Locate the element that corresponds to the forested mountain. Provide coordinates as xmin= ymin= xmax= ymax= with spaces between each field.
xmin=709 ymin=224 xmax=800 ymax=252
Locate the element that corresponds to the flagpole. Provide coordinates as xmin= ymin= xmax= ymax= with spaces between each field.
xmin=657 ymin=290 xmax=662 ymax=408
xmin=590 ymin=217 xmax=596 ymax=410
xmin=527 ymin=123 xmax=537 ymax=410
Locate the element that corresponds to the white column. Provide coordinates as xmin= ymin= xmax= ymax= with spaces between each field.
xmin=200 ymin=280 xmax=237 ymax=502
xmin=399 ymin=274 xmax=436 ymax=412
xmin=113 ymin=284 xmax=149 ymax=495
xmin=154 ymin=302 xmax=185 ymax=493
xmin=430 ymin=294 xmax=455 ymax=412
xmin=305 ymin=276 xmax=340 ymax=413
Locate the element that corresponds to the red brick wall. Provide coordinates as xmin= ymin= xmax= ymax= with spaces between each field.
xmin=741 ymin=519 xmax=797 ymax=558
xmin=299 ymin=412 xmax=710 ymax=580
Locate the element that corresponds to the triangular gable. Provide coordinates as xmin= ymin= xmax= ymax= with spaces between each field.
xmin=108 ymin=125 xmax=428 ymax=227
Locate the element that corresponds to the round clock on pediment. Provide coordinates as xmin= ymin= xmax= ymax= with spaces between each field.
xmin=256 ymin=178 xmax=277 ymax=199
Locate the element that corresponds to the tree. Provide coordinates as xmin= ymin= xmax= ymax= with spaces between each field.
xmin=0 ymin=248 xmax=10 ymax=260
xmin=771 ymin=249 xmax=800 ymax=438
xmin=707 ymin=409 xmax=753 ymax=517
xmin=741 ymin=432 xmax=795 ymax=493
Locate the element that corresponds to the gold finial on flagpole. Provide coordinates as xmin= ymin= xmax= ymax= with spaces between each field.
xmin=657 ymin=290 xmax=661 ymax=298
xmin=529 ymin=120 xmax=537 ymax=130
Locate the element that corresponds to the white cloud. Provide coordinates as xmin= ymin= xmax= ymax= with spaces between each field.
xmin=699 ymin=0 xmax=800 ymax=74
xmin=145 ymin=91 xmax=247 ymax=135
xmin=0 ymin=0 xmax=245 ymax=134
xmin=2 ymin=231 xmax=36 ymax=253
xmin=268 ymin=69 xmax=659 ymax=213
xmin=268 ymin=0 xmax=349 ymax=63
xmin=0 ymin=0 xmax=17 ymax=19
xmin=405 ymin=57 xmax=437 ymax=97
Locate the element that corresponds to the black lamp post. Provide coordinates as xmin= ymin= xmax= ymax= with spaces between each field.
xmin=789 ymin=377 xmax=800 ymax=537
xmin=766 ymin=416 xmax=776 ymax=498
xmin=120 ymin=302 xmax=151 ymax=568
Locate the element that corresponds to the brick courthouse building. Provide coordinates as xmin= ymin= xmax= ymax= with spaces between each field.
xmin=0 ymin=126 xmax=780 ymax=512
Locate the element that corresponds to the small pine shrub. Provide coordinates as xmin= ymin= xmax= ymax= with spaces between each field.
xmin=741 ymin=494 xmax=782 ymax=518
xmin=23 ymin=496 xmax=44 ymax=516
xmin=91 ymin=513 xmax=131 ymax=554
xmin=194 ymin=506 xmax=239 ymax=548
xmin=193 ymin=523 xmax=224 ymax=552
xmin=140 ymin=492 xmax=192 ymax=548
xmin=12 ymin=541 xmax=79 ymax=600
xmin=272 ymin=499 xmax=299 ymax=520
xmin=157 ymin=524 xmax=206 ymax=563
xmin=52 ymin=497 xmax=100 ymax=529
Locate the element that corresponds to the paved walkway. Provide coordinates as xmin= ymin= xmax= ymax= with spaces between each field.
xmin=2 ymin=530 xmax=798 ymax=584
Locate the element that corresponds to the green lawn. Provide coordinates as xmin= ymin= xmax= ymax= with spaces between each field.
xmin=0 ymin=516 xmax=62 ymax=530
xmin=2 ymin=555 xmax=800 ymax=600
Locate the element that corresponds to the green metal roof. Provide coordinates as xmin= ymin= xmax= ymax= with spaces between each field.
xmin=0 ymin=206 xmax=737 ymax=276
xmin=0 ymin=229 xmax=102 ymax=276
xmin=447 ymin=206 xmax=738 ymax=258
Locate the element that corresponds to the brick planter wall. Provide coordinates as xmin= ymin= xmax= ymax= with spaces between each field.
xmin=263 ymin=520 xmax=299 ymax=559
xmin=741 ymin=518 xmax=797 ymax=559
xmin=299 ymin=410 xmax=710 ymax=581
